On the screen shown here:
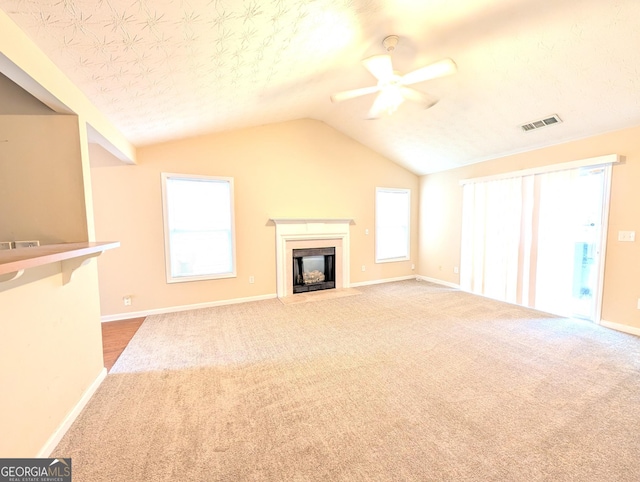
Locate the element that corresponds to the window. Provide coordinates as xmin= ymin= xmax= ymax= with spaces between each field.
xmin=161 ymin=173 xmax=236 ymax=283
xmin=375 ymin=187 xmax=410 ymax=262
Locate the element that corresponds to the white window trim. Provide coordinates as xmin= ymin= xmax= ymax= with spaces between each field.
xmin=375 ymin=187 xmax=411 ymax=263
xmin=161 ymin=172 xmax=237 ymax=283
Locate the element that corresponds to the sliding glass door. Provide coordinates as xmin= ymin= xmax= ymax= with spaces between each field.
xmin=533 ymin=167 xmax=607 ymax=319
xmin=461 ymin=163 xmax=611 ymax=322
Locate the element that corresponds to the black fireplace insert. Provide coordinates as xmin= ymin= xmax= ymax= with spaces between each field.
xmin=292 ymin=247 xmax=336 ymax=293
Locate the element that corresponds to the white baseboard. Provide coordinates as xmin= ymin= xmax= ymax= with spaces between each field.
xmin=349 ymin=275 xmax=416 ymax=288
xmin=101 ymin=293 xmax=278 ymax=322
xmin=100 ymin=277 xmax=462 ymax=321
xmin=37 ymin=367 xmax=107 ymax=457
xmin=599 ymin=319 xmax=640 ymax=337
xmin=416 ymin=275 xmax=460 ymax=289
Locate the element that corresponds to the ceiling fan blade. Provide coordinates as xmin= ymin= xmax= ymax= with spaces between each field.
xmin=362 ymin=54 xmax=394 ymax=81
xmin=401 ymin=58 xmax=457 ymax=85
xmin=367 ymin=89 xmax=406 ymax=119
xmin=330 ymin=85 xmax=381 ymax=103
xmin=400 ymin=87 xmax=439 ymax=109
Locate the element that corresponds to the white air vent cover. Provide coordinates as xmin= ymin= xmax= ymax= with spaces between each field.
xmin=520 ymin=114 xmax=562 ymax=132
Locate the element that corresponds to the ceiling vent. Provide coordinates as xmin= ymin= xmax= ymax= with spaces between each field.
xmin=520 ymin=114 xmax=562 ymax=132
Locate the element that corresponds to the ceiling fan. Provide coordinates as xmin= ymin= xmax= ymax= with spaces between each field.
xmin=330 ymin=35 xmax=457 ymax=119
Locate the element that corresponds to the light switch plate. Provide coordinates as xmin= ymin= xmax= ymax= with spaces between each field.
xmin=618 ymin=231 xmax=636 ymax=242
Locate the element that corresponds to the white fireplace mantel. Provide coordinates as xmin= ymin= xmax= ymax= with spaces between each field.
xmin=270 ymin=218 xmax=353 ymax=298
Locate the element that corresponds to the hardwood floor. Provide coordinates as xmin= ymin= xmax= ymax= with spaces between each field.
xmin=102 ymin=318 xmax=145 ymax=372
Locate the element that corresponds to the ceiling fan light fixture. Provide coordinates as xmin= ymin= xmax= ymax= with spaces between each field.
xmin=379 ymin=86 xmax=405 ymax=114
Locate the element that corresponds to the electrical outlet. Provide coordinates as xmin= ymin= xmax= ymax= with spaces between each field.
xmin=454 ymin=266 xmax=459 ymax=274
xmin=123 ymin=296 xmax=132 ymax=306
xmin=411 ymin=264 xmax=415 ymax=270
xmin=637 ymin=298 xmax=640 ymax=310
xmin=361 ymin=265 xmax=366 ymax=272
xmin=249 ymin=276 xmax=255 ymax=284
xmin=14 ymin=240 xmax=39 ymax=248
xmin=365 ymin=229 xmax=369 ymax=235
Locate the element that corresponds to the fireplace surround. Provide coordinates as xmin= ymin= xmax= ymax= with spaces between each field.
xmin=270 ymin=218 xmax=352 ymax=298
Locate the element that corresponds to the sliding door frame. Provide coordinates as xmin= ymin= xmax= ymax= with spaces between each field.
xmin=460 ymin=154 xmax=619 ymax=323
xmin=594 ymin=163 xmax=613 ymax=324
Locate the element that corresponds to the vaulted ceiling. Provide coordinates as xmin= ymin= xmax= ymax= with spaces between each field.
xmin=1 ymin=0 xmax=639 ymax=174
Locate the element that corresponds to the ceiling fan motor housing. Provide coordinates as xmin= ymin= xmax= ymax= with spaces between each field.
xmin=382 ymin=35 xmax=399 ymax=52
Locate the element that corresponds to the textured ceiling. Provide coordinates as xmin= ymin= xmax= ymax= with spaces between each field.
xmin=1 ymin=0 xmax=640 ymax=174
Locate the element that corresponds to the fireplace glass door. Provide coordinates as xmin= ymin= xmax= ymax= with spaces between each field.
xmin=292 ymin=247 xmax=336 ymax=293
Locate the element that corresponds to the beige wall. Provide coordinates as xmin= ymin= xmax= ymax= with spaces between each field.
xmin=0 ymin=72 xmax=53 ymax=114
xmin=0 ymin=263 xmax=103 ymax=456
xmin=0 ymin=115 xmax=88 ymax=244
xmin=91 ymin=119 xmax=419 ymax=316
xmin=0 ymin=113 xmax=105 ymax=456
xmin=419 ymin=124 xmax=640 ymax=329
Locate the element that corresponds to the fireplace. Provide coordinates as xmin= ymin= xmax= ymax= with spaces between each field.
xmin=270 ymin=218 xmax=352 ymax=298
xmin=292 ymin=247 xmax=336 ymax=293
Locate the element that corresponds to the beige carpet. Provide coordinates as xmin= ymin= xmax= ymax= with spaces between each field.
xmin=55 ymin=280 xmax=640 ymax=481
